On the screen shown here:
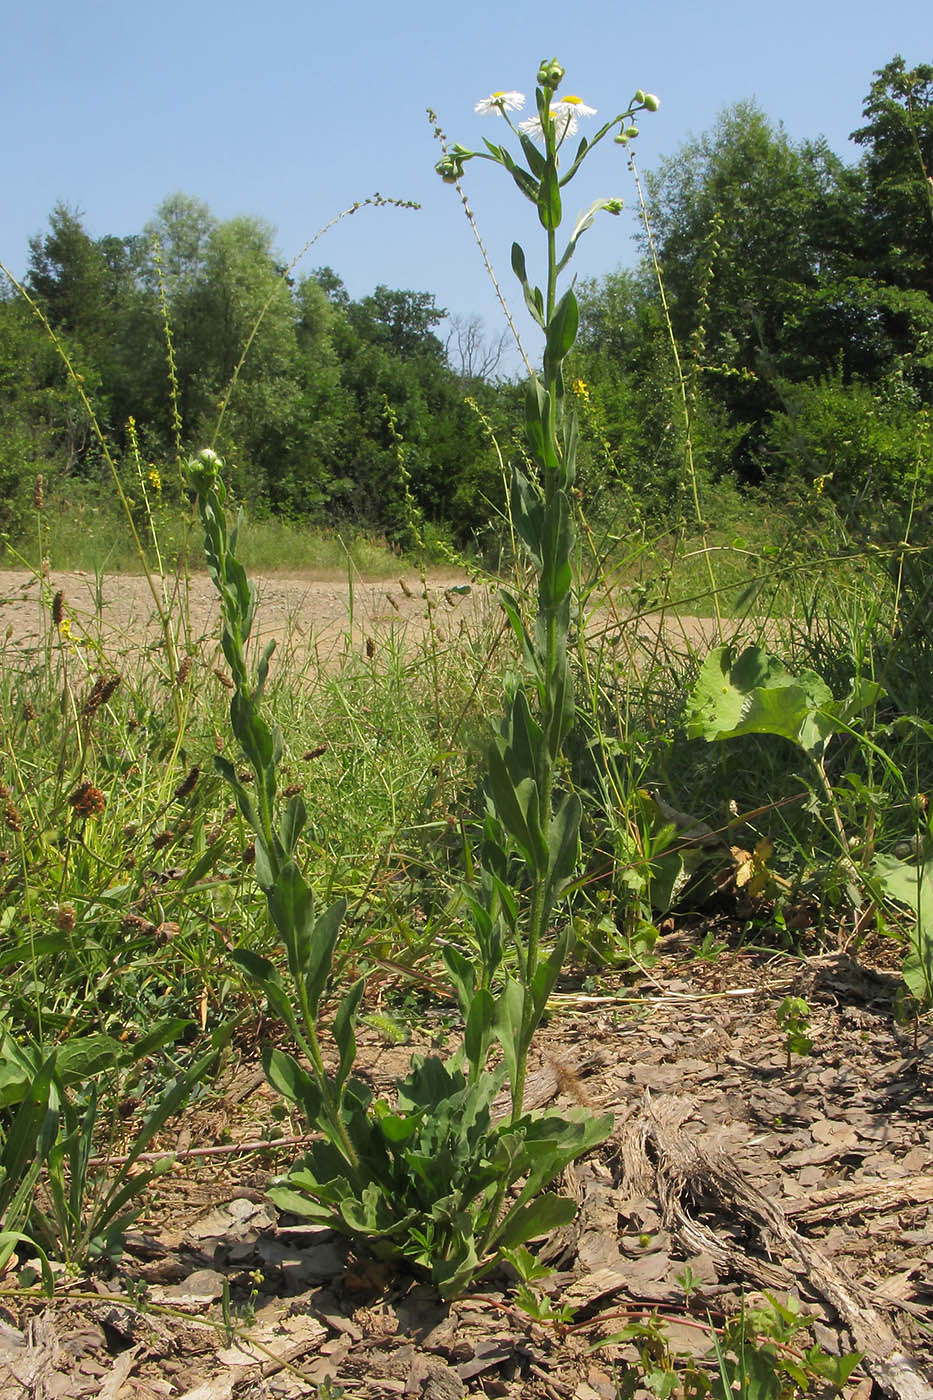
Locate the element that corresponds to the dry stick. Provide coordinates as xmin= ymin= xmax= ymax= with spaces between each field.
xmin=87 ymin=1132 xmax=320 ymax=1170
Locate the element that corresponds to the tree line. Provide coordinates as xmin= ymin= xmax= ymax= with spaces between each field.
xmin=1 ymin=56 xmax=931 ymax=548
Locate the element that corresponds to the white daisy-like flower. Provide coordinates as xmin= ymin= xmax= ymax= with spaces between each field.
xmin=553 ymin=95 xmax=597 ymax=119
xmin=520 ymin=108 xmax=578 ymax=142
xmin=474 ymin=90 xmax=525 ymax=116
xmin=519 ymin=96 xmax=596 ymax=143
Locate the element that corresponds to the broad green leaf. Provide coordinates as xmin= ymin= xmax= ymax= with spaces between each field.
xmin=686 ymin=645 xmax=836 ymax=757
xmin=496 ymin=1191 xmax=578 ymax=1249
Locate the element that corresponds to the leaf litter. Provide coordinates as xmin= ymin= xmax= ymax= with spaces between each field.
xmin=1 ymin=936 xmax=931 ymax=1400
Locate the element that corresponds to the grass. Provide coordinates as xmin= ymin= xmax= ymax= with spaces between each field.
xmin=2 ymin=480 xmax=415 ymax=578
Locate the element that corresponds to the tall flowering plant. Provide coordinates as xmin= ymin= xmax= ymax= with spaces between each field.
xmin=436 ymin=62 xmax=659 ymax=1125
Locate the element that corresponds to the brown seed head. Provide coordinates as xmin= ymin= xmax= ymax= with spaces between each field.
xmin=173 ymin=765 xmax=200 ymax=803
xmin=4 ymin=801 xmax=23 ymax=833
xmin=176 ymin=656 xmax=193 ymax=686
xmin=52 ymin=590 xmax=65 ymax=626
xmin=55 ymin=903 xmax=76 ymax=932
xmin=83 ymin=675 xmax=121 ymax=717
xmin=34 ymin=475 xmax=44 ymax=510
xmin=120 ymin=913 xmax=158 ymax=938
xmin=22 ymin=701 xmax=37 ymax=723
xmin=213 ymin=668 xmax=234 ymax=689
xmin=68 ymin=782 xmax=106 ymax=818
xmin=303 ymin=744 xmax=328 ymax=761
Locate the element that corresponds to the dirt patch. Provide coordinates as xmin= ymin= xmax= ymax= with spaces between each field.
xmin=0 ymin=568 xmax=733 ymax=674
xmin=1 ymin=942 xmax=930 ymax=1399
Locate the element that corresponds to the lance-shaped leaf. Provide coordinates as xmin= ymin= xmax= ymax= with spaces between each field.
xmin=544 ymin=793 xmax=582 ymax=911
xmin=305 ymin=898 xmax=347 ymax=1020
xmin=543 ymin=288 xmax=579 ymax=384
xmin=504 ymin=688 xmax=544 ymax=788
xmin=494 ymin=976 xmax=525 ymax=1102
xmin=493 ymin=143 xmax=540 ymax=203
xmin=510 ymin=242 xmax=545 ymax=327
xmin=268 ymin=859 xmax=314 ymax=978
xmin=464 ymin=987 xmax=496 ymax=1070
xmin=523 ymin=376 xmax=559 ymax=472
xmin=495 ymin=1191 xmax=578 ymax=1250
xmin=441 ymin=944 xmax=475 ymax=1022
xmin=486 ymin=746 xmax=546 ymax=873
xmin=539 ymin=490 xmax=573 ymax=608
xmin=538 ymin=156 xmax=561 ymax=230
xmin=556 ymin=198 xmax=618 ymax=274
xmin=279 ymin=793 xmax=307 ymax=857
xmin=510 ymin=467 xmax=545 ymax=563
xmin=263 ymin=1046 xmax=324 ymax=1124
xmin=498 ymin=589 xmax=536 ymax=670
xmin=333 ymin=979 xmax=365 ymax=1091
xmin=213 ymin=755 xmax=260 ymax=833
xmin=230 ymin=948 xmax=302 ymax=1041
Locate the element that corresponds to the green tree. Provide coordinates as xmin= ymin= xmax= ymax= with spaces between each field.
xmin=851 ymin=56 xmax=933 ymax=296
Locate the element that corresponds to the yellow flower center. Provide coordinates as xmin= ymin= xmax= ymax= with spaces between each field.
xmin=563 ymin=95 xmax=583 ymax=105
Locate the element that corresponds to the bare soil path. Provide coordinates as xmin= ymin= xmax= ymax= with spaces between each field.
xmin=0 ymin=568 xmax=727 ymax=670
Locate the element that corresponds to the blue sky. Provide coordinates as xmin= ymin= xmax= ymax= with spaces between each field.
xmin=2 ymin=0 xmax=931 ymax=368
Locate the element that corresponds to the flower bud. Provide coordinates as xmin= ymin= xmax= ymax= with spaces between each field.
xmin=605 ymin=198 xmax=624 ymax=214
xmin=435 ymin=154 xmax=465 ymax=183
xmin=625 ymin=125 xmax=639 ymax=138
xmin=537 ymin=58 xmax=564 ymax=90
xmin=642 ymin=93 xmax=660 ymax=111
xmin=634 ymin=89 xmax=645 ymax=104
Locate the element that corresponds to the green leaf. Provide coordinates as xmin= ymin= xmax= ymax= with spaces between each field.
xmin=545 ymin=793 xmax=582 ymax=902
xmin=518 ymin=133 xmax=547 ymax=179
xmin=441 ymin=944 xmax=475 ymax=1021
xmin=262 ymin=1045 xmax=323 ymax=1122
xmin=486 ymin=747 xmax=546 ymax=872
xmin=333 ymin=979 xmax=364 ymax=1090
xmin=268 ymin=860 xmax=314 ymax=980
xmin=305 ymin=898 xmax=346 ymax=1020
xmin=538 ymin=157 xmax=561 ymax=230
xmin=494 ymin=977 xmax=525 ymax=1100
xmin=523 ymin=377 xmax=558 ymax=473
xmin=464 ymin=988 xmax=495 ymax=1070
xmin=686 ymin=645 xmax=836 ymax=757
xmin=544 ymin=288 xmax=579 ymax=376
xmin=496 ymin=1191 xmax=578 ymax=1249
xmin=510 ymin=243 xmax=545 ymax=328
xmin=230 ymin=948 xmax=302 ymax=1039
xmin=510 ymin=467 xmax=545 ymax=564
xmin=279 ymin=793 xmax=307 ymax=856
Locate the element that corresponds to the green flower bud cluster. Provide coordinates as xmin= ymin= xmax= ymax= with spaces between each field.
xmin=536 ymin=57 xmax=564 ymax=91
